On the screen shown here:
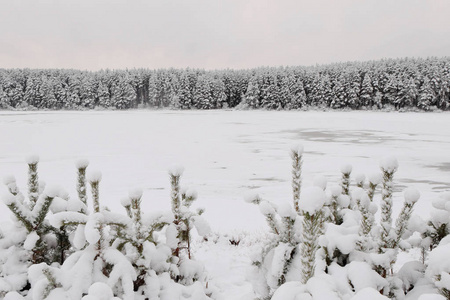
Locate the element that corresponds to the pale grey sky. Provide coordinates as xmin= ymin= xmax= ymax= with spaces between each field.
xmin=1 ymin=0 xmax=449 ymax=70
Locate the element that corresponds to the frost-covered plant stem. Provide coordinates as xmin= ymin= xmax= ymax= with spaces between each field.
xmin=329 ymin=187 xmax=343 ymax=225
xmin=91 ymin=180 xmax=100 ymax=214
xmin=290 ymin=145 xmax=303 ymax=214
xmin=28 ymin=159 xmax=40 ymax=209
xmin=76 ymin=161 xmax=89 ymax=213
xmin=130 ymin=191 xmax=143 ymax=241
xmin=42 ymin=267 xmax=62 ymax=299
xmin=394 ymin=203 xmax=414 ymax=248
xmin=89 ymin=175 xmax=105 ymax=253
xmin=380 ymin=166 xmax=397 ymax=249
xmin=340 ymin=169 xmax=351 ymax=197
xmin=368 ymin=181 xmax=377 ymax=202
xmin=358 ymin=201 xmax=373 ymax=236
xmin=300 ymin=211 xmax=325 ymax=284
xmin=4 ymin=198 xmax=34 ymax=232
xmin=169 ymin=168 xmax=188 ymax=260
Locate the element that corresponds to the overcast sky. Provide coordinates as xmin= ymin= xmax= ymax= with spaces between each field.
xmin=1 ymin=0 xmax=449 ymax=71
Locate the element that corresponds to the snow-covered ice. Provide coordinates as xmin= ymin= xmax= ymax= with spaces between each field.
xmin=0 ymin=110 xmax=449 ymax=232
xmin=0 ymin=110 xmax=450 ymax=300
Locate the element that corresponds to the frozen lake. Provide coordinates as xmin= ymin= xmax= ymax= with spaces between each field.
xmin=0 ymin=110 xmax=449 ymax=232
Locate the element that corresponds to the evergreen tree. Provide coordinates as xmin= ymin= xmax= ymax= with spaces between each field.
xmin=243 ymin=76 xmax=260 ymax=108
xmin=193 ymin=75 xmax=213 ymax=109
xmin=360 ymin=73 xmax=374 ymax=107
xmin=418 ymin=76 xmax=435 ymax=110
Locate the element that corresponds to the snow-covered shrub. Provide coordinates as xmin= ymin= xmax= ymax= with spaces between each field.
xmin=246 ymin=145 xmax=326 ymax=298
xmin=425 ymin=192 xmax=450 ymax=299
xmin=0 ymin=157 xmax=82 ymax=297
xmin=167 ymin=167 xmax=211 ymax=285
xmin=321 ymin=158 xmax=422 ymax=298
xmin=1 ymin=158 xmax=212 ymax=300
xmin=248 ymin=149 xmax=428 ymax=299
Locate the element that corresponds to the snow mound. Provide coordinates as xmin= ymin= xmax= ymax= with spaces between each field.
xmin=290 ymin=144 xmax=304 ymax=156
xmin=88 ymin=171 xmax=102 ymax=182
xmin=2 ymin=175 xmax=16 ymax=185
xmin=168 ymin=165 xmax=184 ymax=176
xmin=120 ymin=197 xmax=132 ymax=207
xmin=128 ymin=187 xmax=143 ymax=199
xmin=25 ymin=155 xmax=40 ymax=165
xmin=351 ymin=287 xmax=389 ymax=300
xmin=368 ymin=172 xmax=382 ymax=184
xmin=404 ymin=188 xmax=420 ymax=204
xmin=380 ymin=156 xmax=398 ymax=172
xmin=75 ymin=158 xmax=90 ymax=169
xmin=354 ymin=173 xmax=365 ymax=184
xmin=82 ymin=282 xmax=114 ymax=300
xmin=313 ymin=175 xmax=327 ymax=190
xmin=44 ymin=185 xmax=62 ymax=198
xmin=340 ymin=163 xmax=352 ymax=174
xmin=299 ymin=187 xmax=325 ymax=215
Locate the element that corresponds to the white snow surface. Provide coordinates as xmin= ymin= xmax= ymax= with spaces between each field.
xmin=299 ymin=187 xmax=326 ymax=215
xmin=0 ymin=111 xmax=448 ymax=232
xmin=1 ymin=110 xmax=450 ymax=300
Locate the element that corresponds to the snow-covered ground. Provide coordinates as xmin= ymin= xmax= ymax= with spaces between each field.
xmin=0 ymin=110 xmax=449 ymax=299
xmin=1 ymin=110 xmax=448 ymax=231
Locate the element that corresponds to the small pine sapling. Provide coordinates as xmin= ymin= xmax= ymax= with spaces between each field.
xmin=115 ymin=188 xmax=172 ymax=292
xmin=246 ymin=144 xmax=326 ymax=296
xmin=2 ymin=157 xmax=61 ymax=265
xmin=51 ymin=171 xmax=135 ymax=300
xmin=168 ymin=167 xmax=211 ymax=285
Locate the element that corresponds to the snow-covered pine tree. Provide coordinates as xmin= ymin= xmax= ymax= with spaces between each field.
xmin=97 ymin=78 xmax=112 ymax=108
xmin=287 ymin=76 xmax=307 ymax=110
xmin=50 ymin=170 xmax=136 ymax=300
xmin=360 ymin=73 xmax=374 ymax=107
xmin=418 ymin=76 xmax=435 ymax=111
xmin=246 ymin=144 xmax=328 ymax=297
xmin=2 ymin=156 xmax=59 ymax=265
xmin=168 ymin=167 xmax=211 ymax=284
xmin=177 ymin=71 xmax=194 ymax=109
xmin=243 ymin=76 xmax=260 ymax=109
xmin=331 ymin=75 xmax=347 ymax=108
xmin=111 ymin=75 xmax=136 ymax=109
xmin=0 ymin=157 xmax=86 ymax=297
xmin=193 ymin=75 xmax=213 ymax=109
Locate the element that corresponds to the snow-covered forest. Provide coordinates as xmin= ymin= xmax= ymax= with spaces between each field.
xmin=1 ymin=56 xmax=449 ymax=111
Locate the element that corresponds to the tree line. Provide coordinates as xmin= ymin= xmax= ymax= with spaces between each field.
xmin=0 ymin=56 xmax=449 ymax=111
